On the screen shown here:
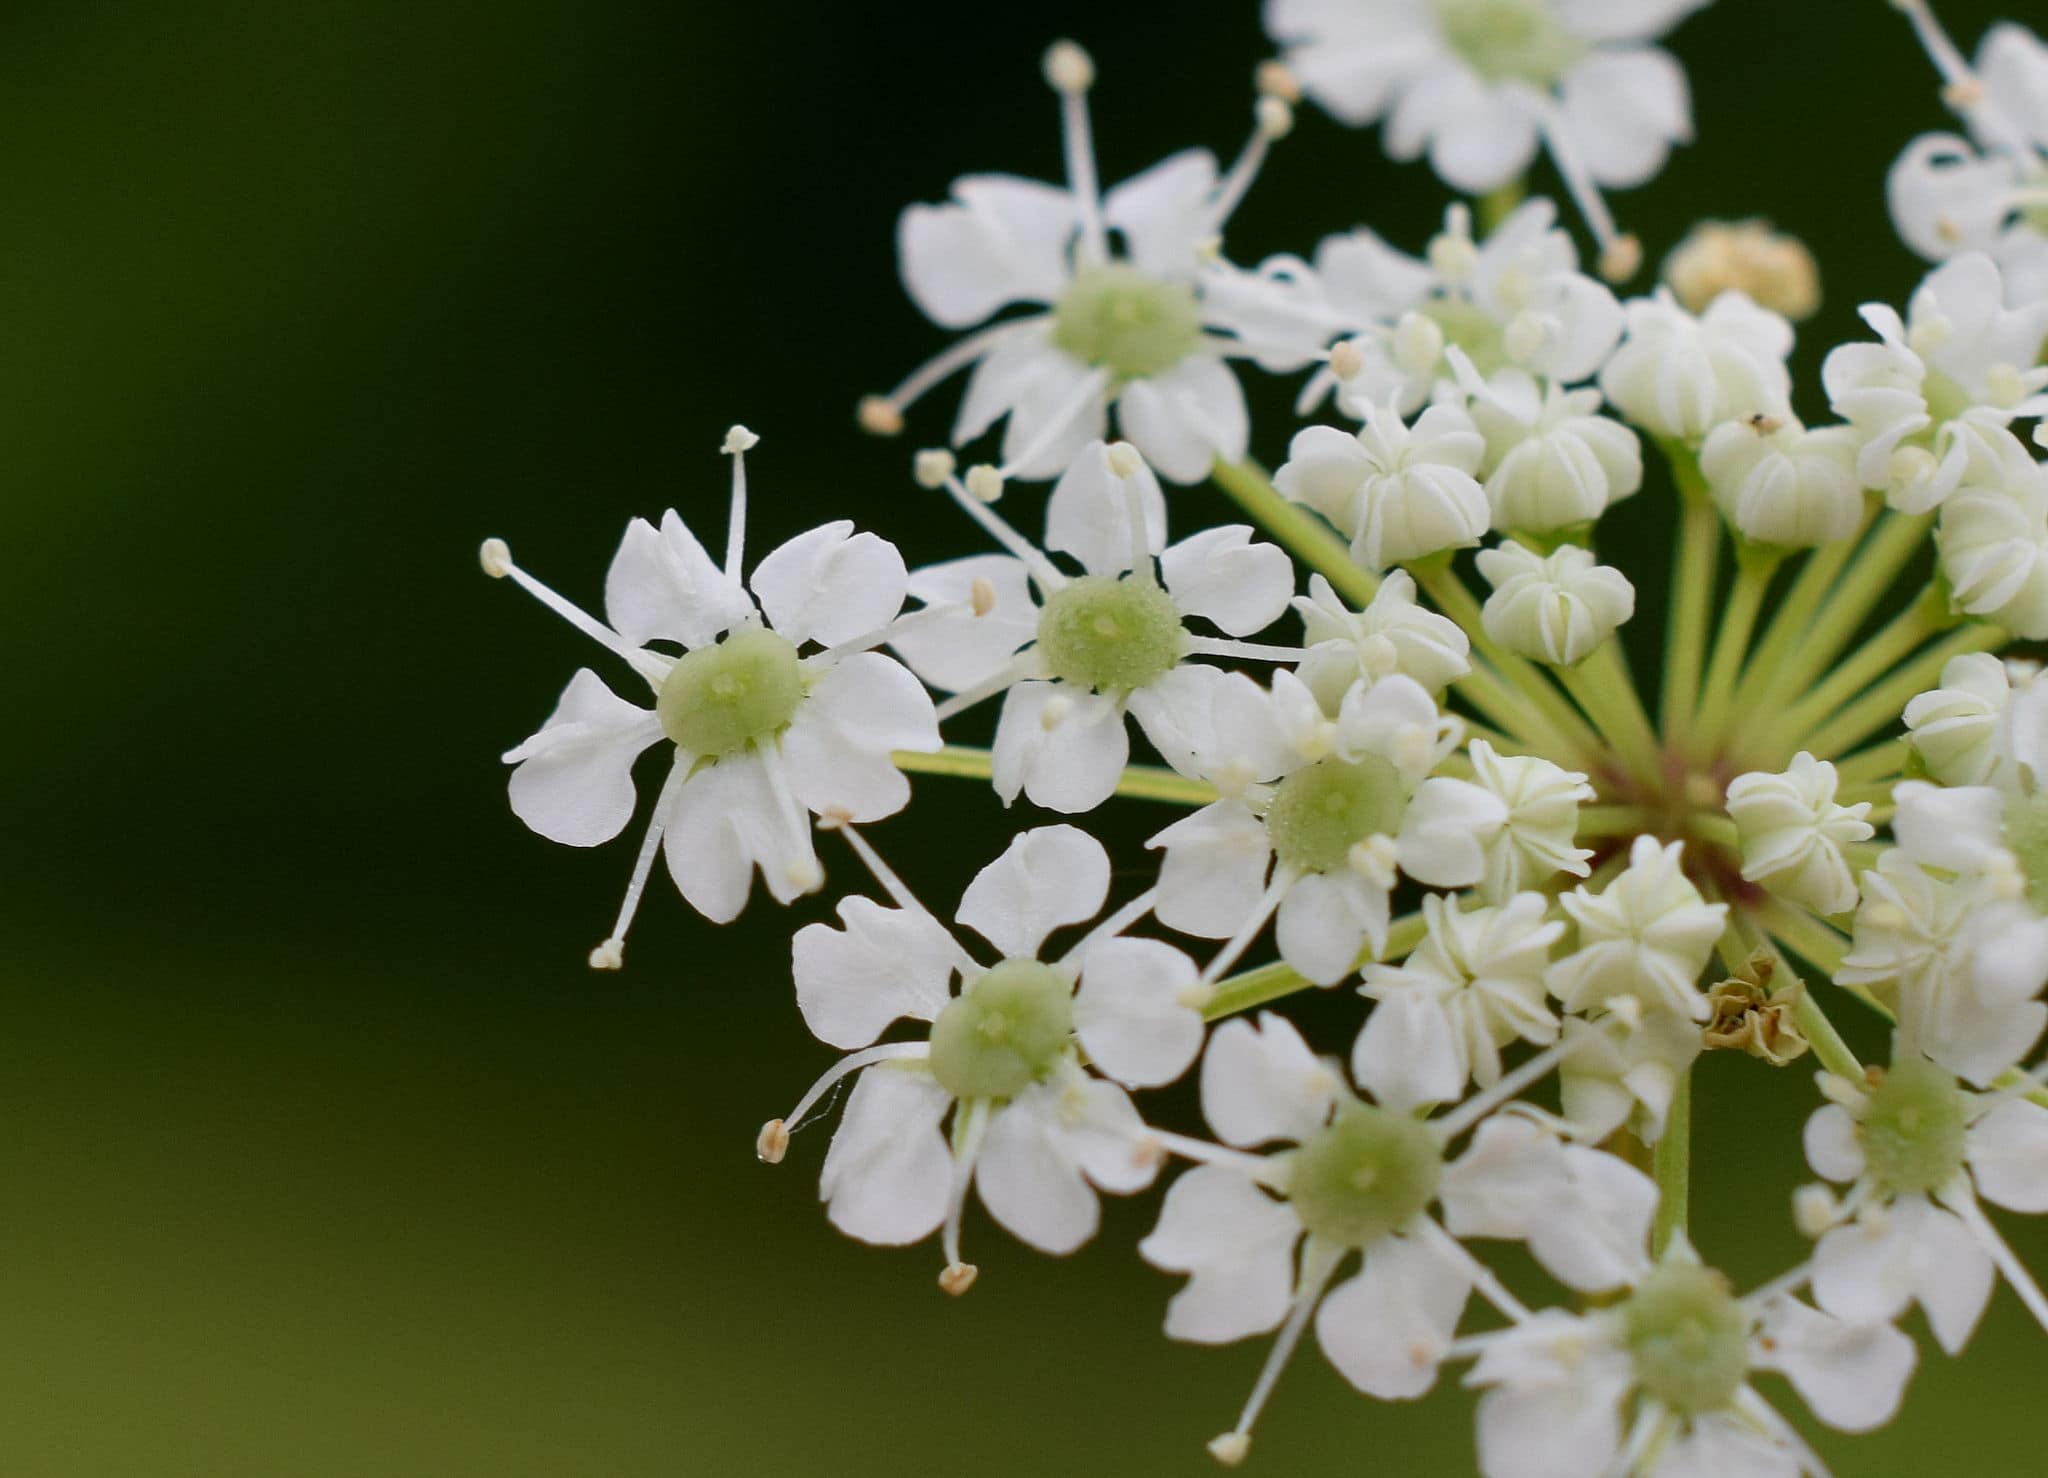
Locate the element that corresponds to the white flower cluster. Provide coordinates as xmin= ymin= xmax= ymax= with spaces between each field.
xmin=478 ymin=13 xmax=2048 ymax=1475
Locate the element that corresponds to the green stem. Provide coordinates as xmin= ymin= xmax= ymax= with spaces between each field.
xmin=1832 ymin=738 xmax=1907 ymax=788
xmin=1660 ymin=457 xmax=1721 ymax=740
xmin=1651 ymin=1071 xmax=1691 ymax=1257
xmin=1737 ymin=508 xmax=1871 ymax=708
xmin=1555 ymin=641 xmax=1663 ymax=786
xmin=1201 ymin=912 xmax=1427 ymax=1022
xmin=1690 ymin=548 xmax=1779 ymax=759
xmin=893 ymin=746 xmax=1216 ymax=805
xmin=1210 ymin=458 xmax=1379 ymax=610
xmin=1746 ymin=586 xmax=1949 ymax=764
xmin=1579 ymin=804 xmax=1655 ymax=838
xmin=1475 ymin=180 xmax=1526 ymax=234
xmin=1801 ymin=623 xmax=2008 ymax=760
xmin=1410 ymin=560 xmax=1603 ymax=762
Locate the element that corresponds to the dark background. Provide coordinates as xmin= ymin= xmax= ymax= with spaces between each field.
xmin=3 ymin=0 xmax=2042 ymax=1472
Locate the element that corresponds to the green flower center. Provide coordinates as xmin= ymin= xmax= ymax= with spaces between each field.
xmin=1051 ymin=264 xmax=1205 ymax=379
xmin=656 ymin=627 xmax=805 ymax=758
xmin=1265 ymin=755 xmax=1409 ymax=875
xmin=1286 ymin=1104 xmax=1443 ymax=1247
xmin=2003 ymin=789 xmax=2048 ymax=913
xmin=1622 ymin=1264 xmax=1750 ymax=1415
xmin=1034 ymin=575 xmax=1187 ymax=693
xmin=1860 ymin=1056 xmax=1969 ymax=1196
xmin=1431 ymin=0 xmax=1585 ymax=85
xmin=927 ymin=959 xmax=1075 ymax=1102
xmin=1421 ymin=296 xmax=1508 ymax=376
xmin=1920 ymin=366 xmax=1975 ymax=425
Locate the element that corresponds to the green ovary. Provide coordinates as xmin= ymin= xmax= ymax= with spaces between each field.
xmin=656 ymin=627 xmax=805 ymax=757
xmin=2004 ymin=790 xmax=2048 ymax=913
xmin=1422 ymin=296 xmax=1509 ymax=376
xmin=928 ymin=960 xmax=1075 ymax=1102
xmin=1034 ymin=575 xmax=1186 ymax=693
xmin=1286 ymin=1105 xmax=1443 ymax=1248
xmin=1860 ymin=1056 xmax=1969 ymax=1196
xmin=1623 ymin=1264 xmax=1750 ymax=1415
xmin=1431 ymin=0 xmax=1584 ymax=85
xmin=1264 ymin=755 xmax=1408 ymax=875
xmin=1051 ymin=264 xmax=1205 ymax=379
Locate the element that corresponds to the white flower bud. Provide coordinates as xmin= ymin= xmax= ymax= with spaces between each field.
xmin=1273 ymin=403 xmax=1489 ymax=571
xmin=1476 ymin=541 xmax=1635 ymax=667
xmin=1547 ymin=837 xmax=1729 ymax=1023
xmin=1598 ymin=290 xmax=1793 ymax=442
xmin=1937 ymin=424 xmax=2048 ymax=638
xmin=1726 ymin=752 xmax=1873 ymax=916
xmin=1663 ymin=220 xmax=1821 ymax=321
xmin=1468 ymin=376 xmax=1642 ymax=534
xmin=1699 ymin=415 xmax=1862 ymax=547
xmin=1293 ymin=569 xmax=1471 ymax=705
xmin=1903 ymin=651 xmax=2012 ymax=786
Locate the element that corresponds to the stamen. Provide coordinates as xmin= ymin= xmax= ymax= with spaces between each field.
xmin=1044 ymin=40 xmax=1109 ymax=265
xmin=828 ymin=821 xmax=984 ymax=976
xmin=1135 ymin=1129 xmax=1288 ymax=1187
xmin=479 ymin=538 xmax=665 ymax=680
xmin=933 ymin=658 xmax=1033 ymax=723
xmin=863 ymin=319 xmax=1039 ymax=432
xmin=765 ymin=1041 xmax=934 ymax=1153
xmin=1209 ymin=1237 xmax=1344 ymax=1465
xmin=1060 ymin=887 xmax=1160 ymax=966
xmin=1187 ymin=636 xmax=1314 ymax=663
xmin=939 ymin=473 xmax=1069 ymax=590
xmin=1430 ymin=1038 xmax=1580 ymax=1142
xmin=1740 ymin=1259 xmax=1814 ymax=1308
xmin=721 ymin=425 xmax=757 ymax=581
xmin=1734 ymin=1387 xmax=1835 ymax=1478
xmin=1611 ymin=1402 xmax=1671 ymax=1478
xmin=756 ymin=740 xmax=824 ymax=897
xmin=1206 ymin=97 xmax=1292 ymax=234
xmin=1198 ymin=871 xmax=1297 ymax=987
xmin=941 ymin=1098 xmax=994 ymax=1285
xmin=1253 ymin=59 xmax=1300 ymax=104
xmin=995 ymin=366 xmax=1113 ymax=482
xmin=1418 ymin=1217 xmax=1531 ymax=1322
xmin=1533 ymin=105 xmax=1635 ymax=283
xmin=589 ymin=759 xmax=690 ymax=971
xmin=1110 ymin=442 xmax=1157 ymax=581
xmin=1952 ymin=1192 xmax=2048 ymax=1333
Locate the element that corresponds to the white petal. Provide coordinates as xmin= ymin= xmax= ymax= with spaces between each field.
xmin=1803 ymin=1103 xmax=1867 ymax=1184
xmin=660 ymin=752 xmax=806 ymax=922
xmin=502 ymin=669 xmax=663 ymax=846
xmin=898 ymin=174 xmax=1077 ymax=328
xmin=1101 ymin=149 xmax=1218 ymax=279
xmin=975 ymin=1090 xmax=1099 ymax=1254
xmin=1968 ymin=1095 xmax=2048 ymax=1212
xmin=1149 ymin=801 xmax=1275 ymax=940
xmin=793 ymin=896 xmax=960 ymax=1049
xmin=1315 ymin=1231 xmax=1471 ymax=1399
xmin=890 ymin=553 xmax=1038 ymax=694
xmin=1117 ymin=357 xmax=1250 ymax=484
xmin=1556 ymin=49 xmax=1691 ymax=189
xmin=1352 ymin=994 xmax=1465 ymax=1112
xmin=1073 ymin=936 xmax=1206 ymax=1088
xmin=1139 ymin=1165 xmax=1300 ymax=1343
xmin=990 ymin=682 xmax=1130 ymax=813
xmin=1276 ymin=871 xmax=1385 ymax=985
xmin=1044 ymin=440 xmax=1168 ymax=577
xmin=749 ymin=522 xmax=909 ymax=648
xmin=820 ymin=1064 xmax=954 ymax=1245
xmin=603 ymin=509 xmax=753 ymax=649
xmin=955 ymin=823 xmax=1111 ymax=959
xmin=779 ymin=652 xmax=939 ymax=823
xmin=1160 ymin=525 xmax=1295 ymax=636
xmin=1398 ymin=777 xmax=1508 ymax=889
xmin=1653 ymin=1418 xmax=1799 ymax=1478
xmin=1200 ymin=1013 xmax=1337 ymax=1148
xmin=1754 ymin=1298 xmax=1916 ymax=1433
xmin=1472 ymin=1360 xmax=1627 ymax=1478
xmin=1126 ymin=663 xmax=1230 ymax=777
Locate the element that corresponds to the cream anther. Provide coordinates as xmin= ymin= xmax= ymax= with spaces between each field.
xmin=857 ymin=395 xmax=904 ymax=436
xmin=479 ymin=537 xmax=513 ymax=578
xmin=756 ymin=1119 xmax=790 ymax=1164
xmin=1042 ymin=39 xmax=1094 ymax=93
xmin=938 ymin=1261 xmax=980 ymax=1296
xmin=722 ymin=424 xmax=759 ymax=454
xmin=913 ymin=448 xmax=957 ymax=488
xmin=965 ymin=464 xmax=1005 ymax=503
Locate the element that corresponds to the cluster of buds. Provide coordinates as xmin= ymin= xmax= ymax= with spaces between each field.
xmin=481 ymin=9 xmax=2048 ymax=1476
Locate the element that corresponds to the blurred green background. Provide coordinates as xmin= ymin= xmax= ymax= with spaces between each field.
xmin=4 ymin=0 xmax=2043 ymax=1472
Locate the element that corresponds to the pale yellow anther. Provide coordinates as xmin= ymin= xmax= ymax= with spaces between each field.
xmin=858 ymin=395 xmax=905 ymax=436
xmin=1177 ymin=981 xmax=1217 ymax=1011
xmin=1254 ymin=59 xmax=1301 ymax=103
xmin=1042 ymin=39 xmax=1094 ymax=93
xmin=756 ymin=1119 xmax=790 ymax=1164
xmin=1793 ymin=1183 xmax=1840 ymax=1238
xmin=970 ymin=576 xmax=998 ymax=618
xmin=1132 ymin=1136 xmax=1169 ymax=1171
xmin=1208 ymin=1433 xmax=1251 ymax=1467
xmin=1040 ymin=694 xmax=1074 ymax=732
xmin=1106 ymin=440 xmax=1146 ymax=479
xmin=588 ymin=938 xmax=625 ymax=971
xmin=1598 ymin=234 xmax=1643 ymax=285
xmin=479 ymin=537 xmax=513 ymax=578
xmin=786 ymin=856 xmax=824 ymax=893
xmin=722 ymin=424 xmax=760 ymax=454
xmin=965 ymin=464 xmax=1005 ymax=503
xmin=938 ymin=1261 xmax=980 ymax=1296
xmin=1255 ymin=96 xmax=1294 ymax=140
xmin=1942 ymin=77 xmax=1985 ymax=109
xmin=913 ymin=448 xmax=957 ymax=488
xmin=1327 ymin=338 xmax=1367 ymax=380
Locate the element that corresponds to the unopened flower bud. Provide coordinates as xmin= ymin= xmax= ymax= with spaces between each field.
xmin=1699 ymin=415 xmax=1861 ymax=547
xmin=1477 ymin=541 xmax=1635 ymax=667
xmin=1664 ymin=220 xmax=1820 ymax=321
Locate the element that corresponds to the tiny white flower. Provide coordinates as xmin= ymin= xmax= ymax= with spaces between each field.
xmin=1699 ymin=414 xmax=1864 ymax=548
xmin=1547 ymin=836 xmax=1729 ymax=1022
xmin=1292 ymin=568 xmax=1472 ymax=709
xmin=1274 ymin=400 xmax=1490 ymax=570
xmin=1904 ymin=650 xmax=2021 ymax=786
xmin=1477 ymin=540 xmax=1636 ymax=666
xmin=1598 ymin=289 xmax=1794 ymax=442
xmin=769 ymin=825 xmax=1186 ymax=1284
xmin=1266 ymin=0 xmax=1701 ymax=270
xmin=1558 ymin=1007 xmax=1703 ymax=1144
xmin=869 ymin=48 xmax=1300 ymax=482
xmin=1726 ymin=752 xmax=1874 ymax=916
xmin=1822 ymin=253 xmax=2048 ymax=512
xmin=1800 ymin=1048 xmax=2048 ymax=1352
xmin=484 ymin=438 xmax=940 ymax=961
xmin=1935 ymin=421 xmax=2048 ymax=638
xmin=1456 ymin=738 xmax=1596 ymax=901
xmin=1465 ymin=1241 xmax=1915 ymax=1478
xmin=888 ymin=441 xmax=1296 ymax=814
xmin=1142 ymin=1012 xmax=1647 ymax=1461
xmin=1356 ymin=892 xmax=1563 ymax=1111
xmin=1461 ymin=367 xmax=1643 ymax=534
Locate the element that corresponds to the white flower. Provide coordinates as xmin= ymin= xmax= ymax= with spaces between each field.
xmin=1266 ymin=0 xmax=1701 ymax=271
xmin=1936 ymin=422 xmax=2048 ymax=637
xmin=1282 ymin=200 xmax=1624 ymax=417
xmin=1598 ymin=289 xmax=1793 ymax=442
xmin=1726 ymin=752 xmax=1873 ymax=916
xmin=1142 ymin=1012 xmax=1651 ymax=1461
xmin=868 ymin=47 xmax=1301 ymax=482
xmin=1837 ymin=848 xmax=2048 ymax=1086
xmin=1465 ymin=1241 xmax=1915 ymax=1478
xmin=1293 ymin=569 xmax=1472 ymax=708
xmin=1462 ymin=367 xmax=1642 ymax=533
xmin=1822 ymin=254 xmax=2048 ymax=512
xmin=1355 ymin=892 xmax=1563 ymax=1111
xmin=887 ymin=442 xmax=1295 ymax=813
xmin=1559 ymin=1008 xmax=1703 ymax=1144
xmin=1699 ymin=414 xmax=1863 ymax=548
xmin=1147 ymin=671 xmax=1481 ymax=985
xmin=1904 ymin=651 xmax=2022 ymax=786
xmin=1547 ymin=836 xmax=1728 ymax=1022
xmin=1477 ymin=540 xmax=1636 ymax=666
xmin=1275 ymin=400 xmax=1490 ymax=570
xmin=770 ymin=825 xmax=1187 ymax=1282
xmin=1451 ymin=739 xmax=1595 ymax=901
xmin=485 ymin=436 xmax=939 ymax=961
xmin=1800 ymin=1048 xmax=2048 ymax=1352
